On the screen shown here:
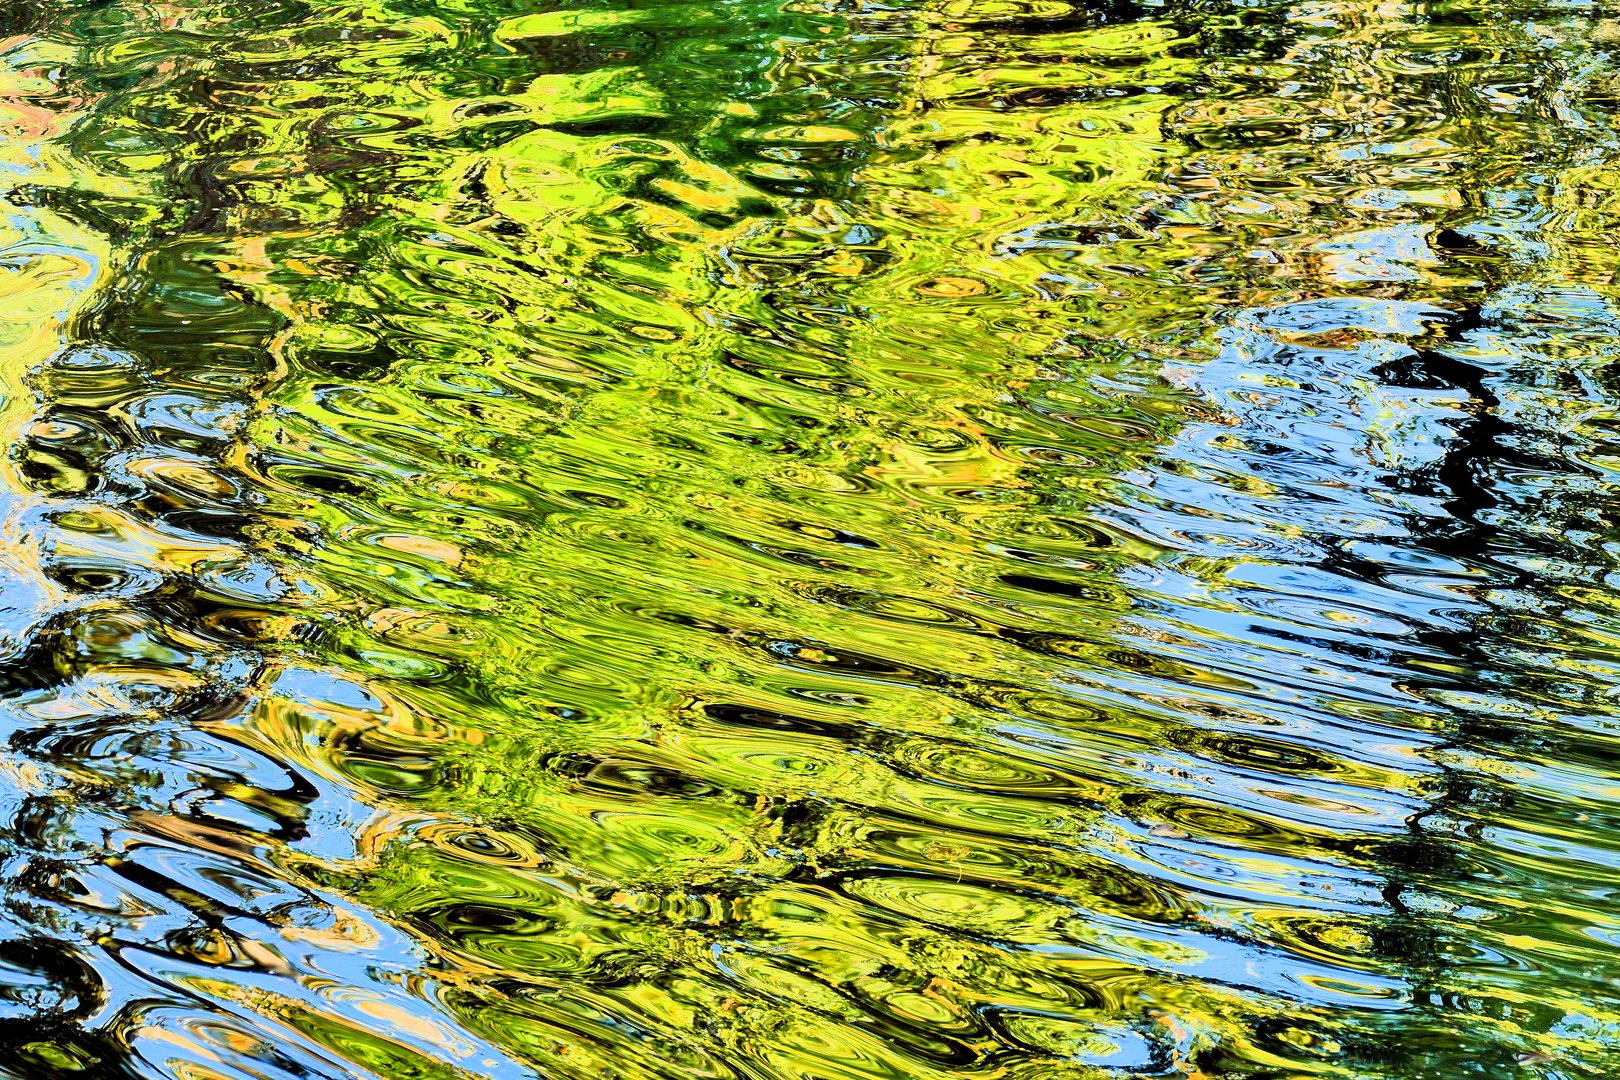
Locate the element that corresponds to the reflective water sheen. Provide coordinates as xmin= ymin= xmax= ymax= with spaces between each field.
xmin=0 ymin=0 xmax=1616 ymax=1075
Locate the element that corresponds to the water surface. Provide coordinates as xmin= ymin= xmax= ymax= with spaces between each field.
xmin=0 ymin=0 xmax=1615 ymax=1076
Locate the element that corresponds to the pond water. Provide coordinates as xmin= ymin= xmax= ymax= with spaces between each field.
xmin=0 ymin=0 xmax=1615 ymax=1076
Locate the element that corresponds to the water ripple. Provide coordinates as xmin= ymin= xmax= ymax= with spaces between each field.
xmin=0 ymin=0 xmax=1615 ymax=1076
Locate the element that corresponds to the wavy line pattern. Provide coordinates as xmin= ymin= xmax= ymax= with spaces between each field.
xmin=0 ymin=0 xmax=1614 ymax=1076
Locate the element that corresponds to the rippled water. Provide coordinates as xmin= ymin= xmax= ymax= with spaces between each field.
xmin=0 ymin=0 xmax=1617 ymax=1075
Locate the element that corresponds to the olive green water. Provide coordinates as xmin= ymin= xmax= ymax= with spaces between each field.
xmin=0 ymin=0 xmax=1616 ymax=1076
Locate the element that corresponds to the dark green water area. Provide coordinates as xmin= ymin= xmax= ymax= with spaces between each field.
xmin=0 ymin=0 xmax=1614 ymax=1076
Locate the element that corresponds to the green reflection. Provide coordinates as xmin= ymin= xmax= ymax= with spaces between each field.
xmin=0 ymin=0 xmax=1615 ymax=1077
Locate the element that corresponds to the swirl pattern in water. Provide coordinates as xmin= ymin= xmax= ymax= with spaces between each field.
xmin=0 ymin=0 xmax=1614 ymax=1075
